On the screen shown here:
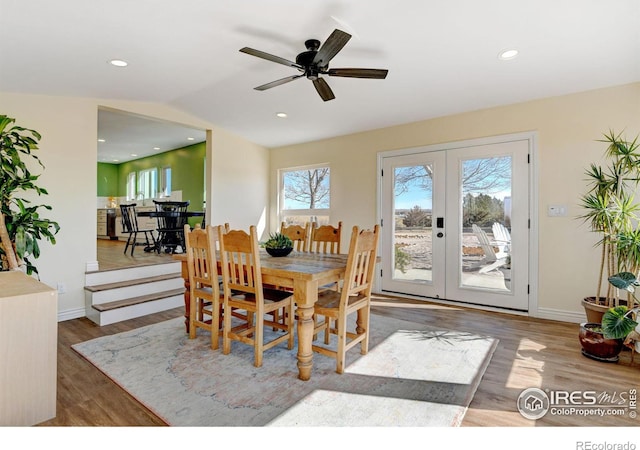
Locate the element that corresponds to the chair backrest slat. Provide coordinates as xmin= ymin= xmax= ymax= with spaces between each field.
xmin=184 ymin=223 xmax=223 ymax=298
xmin=340 ymin=225 xmax=379 ymax=305
xmin=220 ymin=226 xmax=263 ymax=300
xmin=280 ymin=221 xmax=310 ymax=252
xmin=309 ymin=221 xmax=342 ymax=254
xmin=120 ymin=204 xmax=140 ymax=233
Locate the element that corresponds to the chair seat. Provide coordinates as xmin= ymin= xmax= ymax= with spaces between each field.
xmin=229 ymin=287 xmax=292 ymax=309
xmin=314 ymin=291 xmax=369 ymax=317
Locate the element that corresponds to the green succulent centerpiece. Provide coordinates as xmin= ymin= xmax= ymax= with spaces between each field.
xmin=263 ymin=232 xmax=293 ymax=257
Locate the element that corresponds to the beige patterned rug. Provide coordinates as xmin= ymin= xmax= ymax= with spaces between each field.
xmin=72 ymin=313 xmax=497 ymax=426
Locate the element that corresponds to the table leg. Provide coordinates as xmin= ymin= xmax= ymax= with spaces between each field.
xmin=295 ymin=304 xmax=314 ymax=381
xmin=294 ymin=279 xmax=319 ymax=381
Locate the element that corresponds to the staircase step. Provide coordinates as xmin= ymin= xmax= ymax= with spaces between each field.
xmin=85 ymin=261 xmax=180 ymax=286
xmin=92 ymin=288 xmax=185 ymax=312
xmin=85 ymin=272 xmax=182 ymax=293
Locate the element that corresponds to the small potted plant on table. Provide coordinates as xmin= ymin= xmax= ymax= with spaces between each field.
xmin=263 ymin=232 xmax=293 ymax=257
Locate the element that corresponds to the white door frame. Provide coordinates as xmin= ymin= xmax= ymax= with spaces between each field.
xmin=376 ymin=131 xmax=539 ymax=317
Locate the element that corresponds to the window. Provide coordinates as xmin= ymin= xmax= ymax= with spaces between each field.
xmin=126 ymin=172 xmax=136 ymax=201
xmin=137 ymin=168 xmax=158 ymax=200
xmin=280 ymin=165 xmax=330 ymax=225
xmin=159 ymin=166 xmax=172 ymax=197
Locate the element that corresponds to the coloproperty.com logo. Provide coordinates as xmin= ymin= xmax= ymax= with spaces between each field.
xmin=517 ymin=387 xmax=637 ymax=420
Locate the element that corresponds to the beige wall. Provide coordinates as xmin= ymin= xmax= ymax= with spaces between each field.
xmin=0 ymin=93 xmax=269 ymax=320
xmin=269 ymin=82 xmax=640 ymax=322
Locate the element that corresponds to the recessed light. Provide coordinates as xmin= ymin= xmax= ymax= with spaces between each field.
xmin=109 ymin=59 xmax=128 ymax=67
xmin=130 ymin=153 xmax=137 ymax=157
xmin=153 ymin=147 xmax=160 ymax=150
xmin=187 ymin=137 xmax=195 ymax=141
xmin=98 ymin=138 xmax=106 ymax=143
xmin=498 ymin=49 xmax=519 ymax=60
xmin=276 ymin=112 xmax=287 ymax=118
xmin=112 ymin=159 xmax=119 ymax=162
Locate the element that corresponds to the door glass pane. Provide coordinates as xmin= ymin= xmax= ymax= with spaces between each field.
xmin=460 ymin=156 xmax=512 ymax=291
xmin=392 ymin=164 xmax=433 ymax=283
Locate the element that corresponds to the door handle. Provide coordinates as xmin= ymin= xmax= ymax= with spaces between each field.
xmin=436 ymin=232 xmax=444 ymax=238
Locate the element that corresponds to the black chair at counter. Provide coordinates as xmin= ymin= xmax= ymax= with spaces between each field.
xmin=120 ymin=203 xmax=157 ymax=256
xmin=153 ymin=200 xmax=190 ymax=254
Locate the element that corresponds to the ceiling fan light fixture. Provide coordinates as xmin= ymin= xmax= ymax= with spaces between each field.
xmin=498 ymin=49 xmax=519 ymax=61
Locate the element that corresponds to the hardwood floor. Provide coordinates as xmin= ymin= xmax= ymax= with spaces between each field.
xmin=39 ymin=240 xmax=638 ymax=427
xmin=95 ymin=238 xmax=175 ymax=271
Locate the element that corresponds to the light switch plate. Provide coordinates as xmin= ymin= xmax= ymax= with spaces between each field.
xmin=548 ymin=205 xmax=567 ymax=217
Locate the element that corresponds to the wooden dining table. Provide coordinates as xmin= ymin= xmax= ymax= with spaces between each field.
xmin=173 ymin=250 xmax=348 ymax=381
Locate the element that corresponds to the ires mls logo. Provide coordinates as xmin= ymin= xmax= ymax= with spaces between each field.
xmin=517 ymin=387 xmax=637 ymax=420
xmin=517 ymin=388 xmax=550 ymax=420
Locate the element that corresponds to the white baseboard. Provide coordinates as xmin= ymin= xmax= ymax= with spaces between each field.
xmin=57 ymin=306 xmax=86 ymax=322
xmin=534 ymin=307 xmax=586 ymax=324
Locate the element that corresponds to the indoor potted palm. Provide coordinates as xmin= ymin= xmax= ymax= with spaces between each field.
xmin=579 ymin=131 xmax=640 ymax=323
xmin=0 ymin=115 xmax=59 ymax=276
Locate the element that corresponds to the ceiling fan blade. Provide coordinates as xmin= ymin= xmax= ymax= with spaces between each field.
xmin=327 ymin=68 xmax=389 ymax=79
xmin=239 ymin=47 xmax=303 ymax=70
xmin=254 ymin=74 xmax=305 ymax=91
xmin=312 ymin=78 xmax=335 ymax=102
xmin=313 ymin=29 xmax=351 ymax=67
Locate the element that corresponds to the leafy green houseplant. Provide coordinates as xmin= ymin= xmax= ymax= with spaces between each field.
xmin=602 ymin=272 xmax=640 ymax=346
xmin=0 ymin=115 xmax=60 ymax=276
xmin=262 ymin=232 xmax=293 ymax=257
xmin=579 ymin=131 xmax=640 ymax=322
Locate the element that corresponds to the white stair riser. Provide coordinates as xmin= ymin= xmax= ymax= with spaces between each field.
xmin=85 ymin=262 xmax=181 ymax=286
xmin=86 ymin=294 xmax=184 ymax=326
xmin=89 ymin=278 xmax=184 ymax=305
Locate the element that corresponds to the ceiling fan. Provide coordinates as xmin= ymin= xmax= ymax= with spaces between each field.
xmin=239 ymin=29 xmax=388 ymax=102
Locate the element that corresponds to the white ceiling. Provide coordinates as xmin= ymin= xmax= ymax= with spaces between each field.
xmin=2 ymin=0 xmax=639 ymax=163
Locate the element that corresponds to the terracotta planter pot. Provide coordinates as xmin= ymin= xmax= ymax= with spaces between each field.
xmin=578 ymin=322 xmax=623 ymax=362
xmin=581 ymin=297 xmax=609 ymax=324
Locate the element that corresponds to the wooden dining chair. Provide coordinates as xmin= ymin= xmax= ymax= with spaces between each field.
xmin=184 ymin=223 xmax=225 ymax=350
xmin=312 ymin=224 xmax=380 ymax=374
xmin=219 ymin=225 xmax=295 ymax=367
xmin=309 ymin=221 xmax=343 ymax=291
xmin=309 ymin=221 xmax=342 ymax=254
xmin=280 ymin=221 xmax=310 ymax=252
xmin=119 ymin=203 xmax=156 ymax=256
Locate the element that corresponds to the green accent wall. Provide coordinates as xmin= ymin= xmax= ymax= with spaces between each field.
xmin=97 ymin=162 xmax=119 ymax=197
xmin=98 ymin=142 xmax=206 ymax=224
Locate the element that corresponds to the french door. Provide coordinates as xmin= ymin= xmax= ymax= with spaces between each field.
xmin=378 ymin=135 xmax=531 ymax=311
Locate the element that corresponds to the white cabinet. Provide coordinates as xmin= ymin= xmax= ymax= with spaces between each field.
xmin=136 ymin=206 xmax=157 ymax=231
xmin=0 ymin=272 xmax=57 ymax=425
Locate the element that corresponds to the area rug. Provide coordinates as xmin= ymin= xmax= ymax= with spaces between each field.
xmin=72 ymin=314 xmax=498 ymax=427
